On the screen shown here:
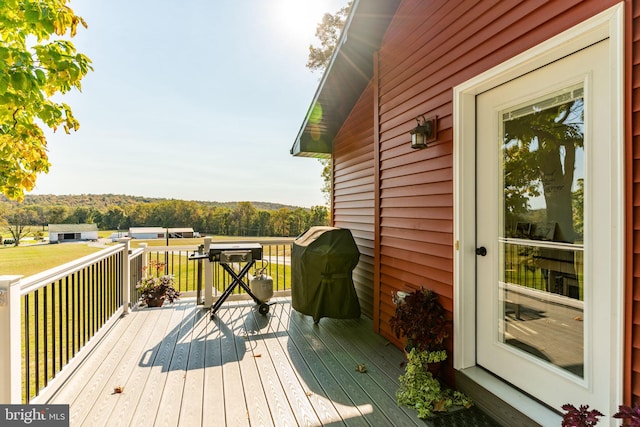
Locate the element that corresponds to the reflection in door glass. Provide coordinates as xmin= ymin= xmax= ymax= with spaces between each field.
xmin=499 ymin=84 xmax=584 ymax=378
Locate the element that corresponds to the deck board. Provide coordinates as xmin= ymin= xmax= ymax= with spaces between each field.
xmin=155 ymin=302 xmax=197 ymax=427
xmin=279 ymin=306 xmax=369 ymax=426
xmin=306 ymin=315 xmax=421 ymax=424
xmin=129 ymin=302 xmax=189 ymax=427
xmin=38 ymin=297 xmax=425 ymax=426
xmin=219 ymin=304 xmax=251 ymax=427
xmin=258 ymin=302 xmax=322 ymax=427
xmin=105 ymin=306 xmax=173 ymax=427
xmin=201 ymin=311 xmax=225 ymax=425
xmin=179 ymin=308 xmax=207 ymax=426
xmin=288 ymin=310 xmax=419 ymax=427
xmin=86 ymin=305 xmax=165 ymax=427
xmin=242 ymin=304 xmax=299 ymax=426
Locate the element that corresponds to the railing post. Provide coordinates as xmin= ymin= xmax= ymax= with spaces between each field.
xmin=119 ymin=239 xmax=131 ymax=314
xmin=0 ymin=275 xmax=23 ymax=403
xmin=139 ymin=243 xmax=148 ymax=273
xmin=204 ymin=237 xmax=213 ymax=307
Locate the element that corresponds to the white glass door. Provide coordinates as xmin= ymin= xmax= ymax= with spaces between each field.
xmin=476 ymin=40 xmax=612 ymax=411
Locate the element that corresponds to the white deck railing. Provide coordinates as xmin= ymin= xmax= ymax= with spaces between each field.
xmin=0 ymin=238 xmax=293 ymax=404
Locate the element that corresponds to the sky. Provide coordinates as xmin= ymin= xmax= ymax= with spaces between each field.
xmin=29 ymin=0 xmax=349 ymax=207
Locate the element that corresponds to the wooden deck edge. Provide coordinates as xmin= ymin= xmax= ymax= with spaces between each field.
xmin=455 ymin=368 xmax=551 ymax=427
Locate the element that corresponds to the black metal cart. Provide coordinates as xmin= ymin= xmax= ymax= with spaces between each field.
xmin=189 ymin=243 xmax=273 ymax=319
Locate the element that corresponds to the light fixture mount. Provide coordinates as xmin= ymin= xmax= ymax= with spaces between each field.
xmin=410 ymin=115 xmax=437 ymax=149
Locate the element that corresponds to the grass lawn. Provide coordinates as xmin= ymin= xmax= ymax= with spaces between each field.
xmin=0 ymin=244 xmax=103 ymax=277
xmin=1 ymin=235 xmax=294 ymax=279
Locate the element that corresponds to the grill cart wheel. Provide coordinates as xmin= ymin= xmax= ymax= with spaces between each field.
xmin=258 ymin=303 xmax=269 ymax=315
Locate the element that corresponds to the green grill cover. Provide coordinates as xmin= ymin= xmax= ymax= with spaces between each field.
xmin=291 ymin=226 xmax=361 ymax=323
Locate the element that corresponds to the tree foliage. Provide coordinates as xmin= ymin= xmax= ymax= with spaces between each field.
xmin=307 ymin=2 xmax=351 ymax=203
xmin=306 ymin=2 xmax=351 ymax=72
xmin=319 ymin=158 xmax=331 ymax=204
xmin=3 ymin=205 xmax=39 ymax=245
xmin=0 ymin=195 xmax=330 ymax=244
xmin=0 ymin=0 xmax=92 ymax=201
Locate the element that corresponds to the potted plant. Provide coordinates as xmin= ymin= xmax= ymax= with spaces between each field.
xmin=614 ymin=403 xmax=640 ymax=426
xmin=396 ymin=347 xmax=472 ymax=419
xmin=389 ymin=287 xmax=450 ymax=372
xmin=136 ymin=261 xmax=180 ymax=307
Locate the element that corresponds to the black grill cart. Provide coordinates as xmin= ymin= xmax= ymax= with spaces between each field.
xmin=190 ymin=243 xmax=272 ymax=319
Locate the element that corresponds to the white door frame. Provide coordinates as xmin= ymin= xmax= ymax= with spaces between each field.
xmin=453 ymin=3 xmax=624 ymax=423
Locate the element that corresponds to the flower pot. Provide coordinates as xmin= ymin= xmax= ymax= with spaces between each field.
xmin=145 ymin=297 xmax=164 ymax=307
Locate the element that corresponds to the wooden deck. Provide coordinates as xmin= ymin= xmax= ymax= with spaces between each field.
xmin=36 ymin=297 xmax=424 ymax=426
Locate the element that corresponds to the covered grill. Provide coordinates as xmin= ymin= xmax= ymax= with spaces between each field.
xmin=291 ymin=226 xmax=361 ymax=323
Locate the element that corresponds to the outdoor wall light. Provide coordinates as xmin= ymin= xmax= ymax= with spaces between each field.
xmin=410 ymin=115 xmax=437 ymax=149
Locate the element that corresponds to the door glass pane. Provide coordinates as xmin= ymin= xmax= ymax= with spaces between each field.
xmin=499 ymin=84 xmax=585 ymax=378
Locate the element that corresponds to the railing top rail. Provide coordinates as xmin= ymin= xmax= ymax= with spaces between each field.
xmin=129 ymin=247 xmax=145 ymax=259
xmin=141 ymin=238 xmax=295 ymax=253
xmin=143 ymin=245 xmax=200 ymax=252
xmin=20 ymin=244 xmax=126 ymax=295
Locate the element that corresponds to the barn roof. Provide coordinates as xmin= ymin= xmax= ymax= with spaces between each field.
xmin=290 ymin=0 xmax=401 ymax=157
xmin=48 ymin=224 xmax=98 ymax=233
xmin=129 ymin=227 xmax=165 ymax=234
xmin=168 ymin=227 xmax=194 ymax=233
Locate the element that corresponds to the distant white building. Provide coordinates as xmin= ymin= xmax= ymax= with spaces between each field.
xmin=168 ymin=227 xmax=195 ymax=238
xmin=128 ymin=227 xmax=196 ymax=239
xmin=129 ymin=227 xmax=166 ymax=239
xmin=48 ymin=224 xmax=99 ymax=243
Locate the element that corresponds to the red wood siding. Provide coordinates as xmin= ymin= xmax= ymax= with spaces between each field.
xmin=330 ymin=0 xmax=632 ymax=394
xmin=373 ymin=0 xmax=619 ymax=384
xmin=631 ymin=0 xmax=640 ymax=406
xmin=333 ymin=82 xmax=376 ymax=318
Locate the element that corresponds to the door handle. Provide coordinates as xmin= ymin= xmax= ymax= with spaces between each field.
xmin=476 ymin=247 xmax=487 ymax=256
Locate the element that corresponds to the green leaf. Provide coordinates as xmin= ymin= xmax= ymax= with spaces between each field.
xmin=10 ymin=72 xmax=27 ymax=91
xmin=34 ymin=69 xmax=46 ymax=85
xmin=25 ymin=7 xmax=40 ymax=23
xmin=0 ymin=76 xmax=8 ymax=95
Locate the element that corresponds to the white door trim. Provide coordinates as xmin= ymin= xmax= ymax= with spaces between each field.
xmin=453 ymin=2 xmax=624 ymax=422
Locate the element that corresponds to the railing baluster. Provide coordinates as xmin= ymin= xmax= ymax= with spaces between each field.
xmin=102 ymin=258 xmax=107 ymax=324
xmin=24 ymin=293 xmax=30 ymax=403
xmin=34 ymin=289 xmax=39 ymax=398
xmin=79 ymin=270 xmax=84 ymax=350
xmin=58 ymin=279 xmax=63 ymax=372
xmin=104 ymin=257 xmax=109 ymax=318
xmin=51 ymin=281 xmax=56 ymax=377
xmin=65 ymin=275 xmax=70 ymax=364
xmin=91 ymin=263 xmax=96 ymax=336
xmin=43 ymin=285 xmax=48 ymax=388
xmin=83 ymin=268 xmax=88 ymax=344
xmin=74 ymin=272 xmax=79 ymax=355
xmin=98 ymin=259 xmax=102 ymax=328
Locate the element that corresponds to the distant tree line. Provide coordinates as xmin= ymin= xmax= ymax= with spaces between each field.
xmin=0 ymin=197 xmax=330 ymax=240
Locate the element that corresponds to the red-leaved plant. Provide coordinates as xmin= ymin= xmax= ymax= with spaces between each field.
xmin=613 ymin=404 xmax=640 ymax=426
xmin=389 ymin=287 xmax=449 ymax=353
xmin=136 ymin=260 xmax=180 ymax=305
xmin=561 ymin=404 xmax=603 ymax=427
